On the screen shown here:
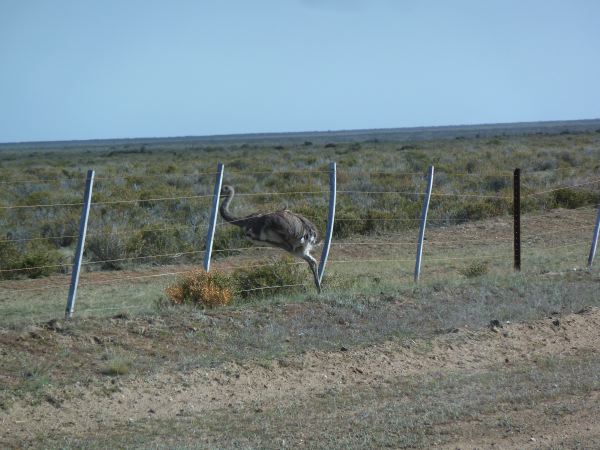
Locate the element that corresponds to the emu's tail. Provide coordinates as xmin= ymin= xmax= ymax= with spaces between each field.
xmin=298 ymin=215 xmax=320 ymax=244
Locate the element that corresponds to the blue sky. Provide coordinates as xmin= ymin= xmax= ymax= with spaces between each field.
xmin=1 ymin=0 xmax=599 ymax=142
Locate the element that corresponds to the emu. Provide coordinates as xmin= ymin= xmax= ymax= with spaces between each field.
xmin=219 ymin=185 xmax=322 ymax=293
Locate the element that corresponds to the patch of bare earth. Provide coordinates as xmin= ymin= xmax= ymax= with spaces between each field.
xmin=2 ymin=307 xmax=600 ymax=448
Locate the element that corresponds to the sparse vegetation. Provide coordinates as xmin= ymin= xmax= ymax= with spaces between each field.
xmin=0 ymin=241 xmax=65 ymax=279
xmin=552 ymin=187 xmax=600 ymax=209
xmin=100 ymin=357 xmax=131 ymax=376
xmin=1 ymin=126 xmax=600 ymax=449
xmin=1 ymin=129 xmax=599 ymax=278
xmin=460 ymin=260 xmax=490 ymax=278
xmin=233 ymin=256 xmax=308 ymax=298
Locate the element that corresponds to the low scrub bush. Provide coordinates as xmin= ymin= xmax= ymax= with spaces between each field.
xmin=133 ymin=227 xmax=187 ymax=262
xmin=20 ymin=191 xmax=52 ymax=207
xmin=0 ymin=241 xmax=64 ymax=279
xmin=210 ymin=227 xmax=248 ymax=258
xmin=19 ymin=248 xmax=63 ymax=278
xmin=332 ymin=207 xmax=364 ymax=239
xmin=233 ymin=256 xmax=307 ymax=298
xmin=362 ymin=208 xmax=415 ymax=234
xmin=552 ymin=188 xmax=599 ymax=209
xmin=165 ymin=269 xmax=233 ymax=308
xmin=460 ymin=260 xmax=489 ymax=278
xmin=86 ymin=232 xmax=129 ymax=270
xmin=558 ymin=150 xmax=579 ymax=167
xmin=138 ymin=189 xmax=172 ymax=208
xmin=0 ymin=241 xmax=21 ymax=279
xmin=484 ymin=176 xmax=510 ymax=192
xmin=100 ymin=357 xmax=131 ymax=376
xmin=39 ymin=213 xmax=80 ymax=247
xmin=455 ymin=199 xmax=510 ymax=221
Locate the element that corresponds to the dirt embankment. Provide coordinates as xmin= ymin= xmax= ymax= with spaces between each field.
xmin=2 ymin=307 xmax=600 ymax=448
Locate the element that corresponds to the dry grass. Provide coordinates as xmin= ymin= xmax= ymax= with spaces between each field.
xmin=84 ymin=354 xmax=600 ymax=449
xmin=1 ymin=128 xmax=599 ymax=448
xmin=165 ymin=269 xmax=233 ymax=308
xmin=9 ymin=324 xmax=600 ymax=449
xmin=459 ymin=260 xmax=490 ymax=278
xmin=1 ymin=129 xmax=599 ymax=280
xmin=100 ymin=357 xmax=131 ymax=376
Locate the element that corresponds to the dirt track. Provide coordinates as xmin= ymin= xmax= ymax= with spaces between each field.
xmin=2 ymin=307 xmax=600 ymax=448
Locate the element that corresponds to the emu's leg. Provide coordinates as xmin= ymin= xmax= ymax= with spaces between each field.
xmin=301 ymin=252 xmax=321 ymax=294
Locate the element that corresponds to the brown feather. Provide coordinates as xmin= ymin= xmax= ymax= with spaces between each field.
xmin=218 ymin=185 xmax=322 ymax=292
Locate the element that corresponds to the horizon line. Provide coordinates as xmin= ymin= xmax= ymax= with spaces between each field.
xmin=2 ymin=117 xmax=600 ymax=146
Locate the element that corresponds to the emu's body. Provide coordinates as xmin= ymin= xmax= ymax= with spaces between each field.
xmin=219 ymin=185 xmax=321 ymax=292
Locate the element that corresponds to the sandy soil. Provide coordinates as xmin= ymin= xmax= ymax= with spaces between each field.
xmin=2 ymin=306 xmax=599 ymax=449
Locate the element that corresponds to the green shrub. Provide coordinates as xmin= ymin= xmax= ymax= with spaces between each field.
xmin=552 ymin=188 xmax=598 ymax=209
xmin=0 ymin=241 xmax=22 ymax=279
xmin=465 ymin=160 xmax=477 ymax=173
xmin=100 ymin=357 xmax=131 ymax=376
xmin=86 ymin=233 xmax=129 ymax=269
xmin=22 ymin=191 xmax=53 ymax=206
xmin=362 ymin=209 xmax=409 ymax=234
xmin=0 ymin=242 xmax=64 ymax=279
xmin=19 ymin=247 xmax=63 ymax=278
xmin=458 ymin=199 xmax=510 ymax=221
xmin=138 ymin=189 xmax=168 ymax=208
xmin=39 ymin=213 xmax=80 ymax=247
xmin=134 ymin=227 xmax=186 ymax=262
xmin=233 ymin=256 xmax=307 ymax=299
xmin=404 ymin=149 xmax=429 ymax=171
xmin=484 ymin=176 xmax=509 ymax=192
xmin=228 ymin=159 xmax=248 ymax=170
xmin=460 ymin=260 xmax=489 ymax=278
xmin=331 ymin=207 xmax=364 ymax=239
xmin=558 ymin=151 xmax=578 ymax=167
xmin=211 ymin=226 xmax=249 ymax=258
xmin=532 ymin=159 xmax=558 ymax=171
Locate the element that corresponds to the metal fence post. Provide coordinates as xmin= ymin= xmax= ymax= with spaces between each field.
xmin=588 ymin=203 xmax=600 ymax=267
xmin=204 ymin=163 xmax=224 ymax=272
xmin=65 ymin=170 xmax=95 ymax=318
xmin=513 ymin=168 xmax=521 ymax=272
xmin=414 ymin=165 xmax=434 ymax=282
xmin=318 ymin=162 xmax=336 ymax=284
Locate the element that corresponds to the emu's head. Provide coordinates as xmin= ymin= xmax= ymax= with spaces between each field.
xmin=220 ymin=185 xmax=234 ymax=196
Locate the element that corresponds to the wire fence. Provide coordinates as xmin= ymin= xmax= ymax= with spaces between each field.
xmin=1 ymin=164 xmax=599 ymax=323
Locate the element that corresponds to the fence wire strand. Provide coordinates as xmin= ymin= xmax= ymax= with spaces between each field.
xmin=525 ymin=178 xmax=600 ymax=197
xmin=0 ymin=218 xmax=593 ymax=275
xmin=2 ymin=170 xmax=600 ymax=321
xmin=0 ymin=224 xmax=207 ymax=245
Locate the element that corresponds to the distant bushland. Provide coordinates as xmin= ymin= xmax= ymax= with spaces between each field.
xmin=0 ymin=128 xmax=599 ymax=278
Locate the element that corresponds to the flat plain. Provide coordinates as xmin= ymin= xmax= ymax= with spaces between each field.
xmin=1 ymin=120 xmax=600 ymax=448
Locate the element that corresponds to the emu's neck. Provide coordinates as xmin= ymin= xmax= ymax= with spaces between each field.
xmin=219 ymin=190 xmax=240 ymax=223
